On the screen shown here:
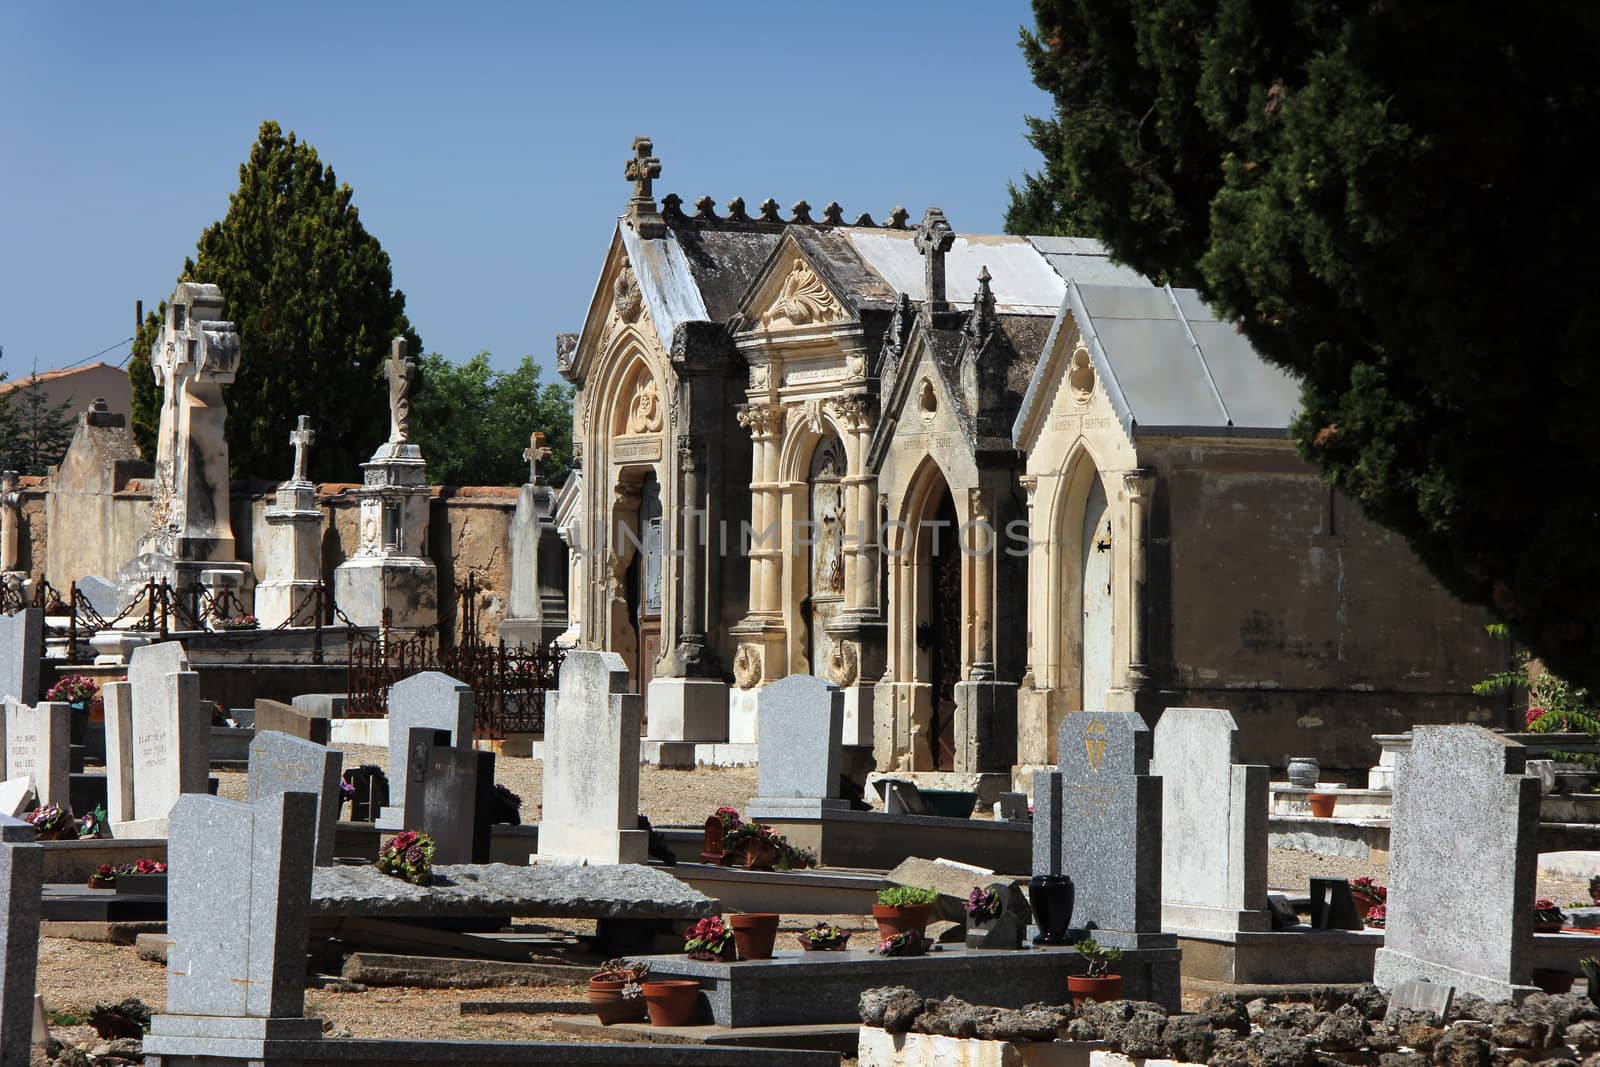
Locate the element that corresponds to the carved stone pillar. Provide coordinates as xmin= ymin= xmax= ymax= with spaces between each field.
xmin=736 ymin=404 xmax=785 ymax=618
xmin=966 ymin=488 xmax=996 ymax=681
xmin=1123 ymin=469 xmax=1155 ymax=690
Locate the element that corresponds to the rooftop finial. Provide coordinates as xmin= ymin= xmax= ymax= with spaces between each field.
xmin=624 ymin=136 xmax=666 ymax=239
xmin=967 ymin=265 xmax=997 ymax=344
xmin=914 ymin=207 xmax=957 ymax=313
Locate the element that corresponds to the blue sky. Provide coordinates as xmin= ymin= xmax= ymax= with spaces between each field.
xmin=0 ymin=1 xmax=1051 ymax=383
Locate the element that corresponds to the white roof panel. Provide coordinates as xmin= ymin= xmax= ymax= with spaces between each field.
xmin=843 ymin=229 xmax=1065 ymax=312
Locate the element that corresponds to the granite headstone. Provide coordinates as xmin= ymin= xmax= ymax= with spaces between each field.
xmin=1373 ymin=725 xmax=1541 ymax=1001
xmin=399 ymin=727 xmax=490 ymax=865
xmin=747 ymin=674 xmax=846 ymax=820
xmin=0 ymin=609 xmax=42 ymax=706
xmin=100 ymin=680 xmax=134 ymax=824
xmin=1152 ymin=707 xmax=1270 ymax=932
xmin=3 ymin=702 xmax=68 ymax=808
xmin=248 ymin=730 xmax=342 ymax=866
xmin=379 ymin=671 xmax=474 ymax=824
xmin=1 ymin=814 xmax=43 ymax=1067
xmin=122 ymin=641 xmax=208 ymax=835
xmin=535 ymin=650 xmax=645 ymax=864
xmin=253 ymin=698 xmax=330 ymax=746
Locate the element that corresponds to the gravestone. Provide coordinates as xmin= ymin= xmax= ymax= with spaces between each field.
xmin=76 ymin=576 xmax=121 ymax=621
xmin=400 ymin=728 xmax=492 ymax=864
xmin=1151 ymin=707 xmax=1270 ymax=933
xmin=536 ymin=650 xmax=646 ymax=864
xmin=1033 ymin=711 xmax=1169 ymax=949
xmin=746 ymin=675 xmax=846 ymax=820
xmin=146 ymin=792 xmax=321 ymax=1055
xmin=1385 ymin=979 xmax=1455 ymax=1023
xmin=255 ymin=416 xmax=323 ymax=628
xmin=377 ymin=671 xmax=474 ymax=827
xmin=1309 ymin=878 xmax=1365 ymax=931
xmin=248 ymin=731 xmax=341 ymax=866
xmin=1373 ymin=725 xmax=1541 ymax=1000
xmin=0 ymin=778 xmax=32 ymax=818
xmin=253 ymin=698 xmax=330 ymax=745
xmin=100 ymin=680 xmax=133 ymax=824
xmin=2 ymin=702 xmax=68 ymax=807
xmin=344 ymin=766 xmax=388 ymax=823
xmin=119 ymin=641 xmax=208 ymax=836
xmin=0 ymin=609 xmax=42 ymax=706
xmin=1 ymin=814 xmax=43 ymax=1067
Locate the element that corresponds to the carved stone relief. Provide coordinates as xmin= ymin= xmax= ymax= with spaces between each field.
xmin=759 ymin=259 xmax=845 ymax=330
xmin=627 ymin=375 xmax=664 ymax=434
xmin=733 ymin=643 xmax=763 ymax=689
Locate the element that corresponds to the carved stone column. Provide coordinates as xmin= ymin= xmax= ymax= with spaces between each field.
xmin=1123 ymin=468 xmax=1155 ymax=690
xmin=735 ymin=404 xmax=785 ymax=618
xmin=965 ymin=488 xmax=996 ymax=682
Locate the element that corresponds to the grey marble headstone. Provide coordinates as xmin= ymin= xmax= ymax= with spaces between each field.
xmin=0 ymin=609 xmax=42 ymax=706
xmin=76 ymin=576 xmax=122 ymax=620
xmin=1 ymin=814 xmax=43 ymax=1067
xmin=100 ymin=681 xmax=134 ymax=824
xmin=124 ymin=641 xmax=208 ymax=833
xmin=401 ymin=728 xmax=480 ymax=865
xmin=747 ymin=675 xmax=845 ymax=819
xmin=1045 ymin=710 xmax=1168 ymax=949
xmin=1384 ymin=978 xmax=1454 ymax=1023
xmin=248 ymin=731 xmax=341 ymax=866
xmin=1152 ymin=708 xmax=1270 ymax=933
xmin=163 ymin=792 xmax=319 ymax=1022
xmin=3 ymin=701 xmax=68 ymax=807
xmin=383 ymin=672 xmax=473 ymax=808
xmin=536 ymin=650 xmax=646 ymax=864
xmin=1374 ymin=725 xmax=1539 ymax=1001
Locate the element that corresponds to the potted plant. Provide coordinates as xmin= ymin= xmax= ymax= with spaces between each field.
xmin=729 ymin=912 xmax=781 ymax=960
xmin=1532 ymin=968 xmax=1576 ymax=994
xmin=1068 ymin=938 xmax=1124 ymax=1006
xmin=875 ymin=930 xmax=931 ymax=957
xmin=375 ymin=830 xmax=436 ymax=886
xmin=641 ymin=979 xmax=701 ymax=1026
xmin=873 ymin=885 xmax=938 ymax=940
xmin=1308 ymin=792 xmax=1338 ymax=818
xmin=682 ymin=917 xmax=734 ymax=961
xmin=24 ymin=802 xmax=78 ymax=841
xmin=1349 ymin=877 xmax=1387 ymax=923
xmin=796 ymin=922 xmax=851 ymax=951
xmin=588 ymin=958 xmax=649 ymax=1025
xmin=1535 ymin=899 xmax=1567 ymax=933
xmin=87 ymin=864 xmax=117 ymax=890
xmin=47 ymin=674 xmax=100 ymax=742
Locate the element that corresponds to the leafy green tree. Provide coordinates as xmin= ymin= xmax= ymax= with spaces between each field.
xmin=1010 ymin=2 xmax=1600 ymax=689
xmin=410 ymin=353 xmax=573 ymax=487
xmin=131 ymin=120 xmax=421 ymax=480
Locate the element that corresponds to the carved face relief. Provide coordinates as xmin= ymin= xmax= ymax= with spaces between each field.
xmin=1069 ymin=344 xmax=1096 ymax=403
xmin=759 ymin=258 xmax=844 ymax=331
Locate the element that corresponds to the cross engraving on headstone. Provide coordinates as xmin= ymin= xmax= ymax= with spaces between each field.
xmin=914 ymin=207 xmax=957 ymax=312
xmin=289 ymin=416 xmax=315 ymax=483
xmin=624 ymin=136 xmax=666 ymax=239
xmin=522 ymin=431 xmax=551 ymax=486
xmin=386 ymin=337 xmax=416 ymax=443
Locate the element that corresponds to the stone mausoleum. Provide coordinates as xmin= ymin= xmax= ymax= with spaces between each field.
xmin=557 ymin=138 xmax=1502 ymax=781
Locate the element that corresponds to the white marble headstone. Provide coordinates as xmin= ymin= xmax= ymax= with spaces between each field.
xmin=2 ymin=702 xmax=68 ymax=808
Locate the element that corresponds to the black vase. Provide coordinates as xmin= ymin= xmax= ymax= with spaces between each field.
xmin=1029 ymin=874 xmax=1075 ymax=945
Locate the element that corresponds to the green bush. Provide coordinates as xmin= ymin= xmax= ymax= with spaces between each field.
xmin=876 ymin=885 xmax=938 ymax=908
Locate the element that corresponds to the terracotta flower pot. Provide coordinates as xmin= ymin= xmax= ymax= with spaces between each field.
xmin=588 ymin=978 xmax=647 ymax=1025
xmin=1068 ymin=974 xmax=1124 ymax=1008
xmin=731 ymin=913 xmax=781 ymax=960
xmin=1308 ymin=793 xmax=1338 ymax=818
xmin=873 ymin=903 xmax=933 ymax=940
xmin=1532 ymin=969 xmax=1575 ymax=995
xmin=642 ymin=979 xmax=701 ymax=1026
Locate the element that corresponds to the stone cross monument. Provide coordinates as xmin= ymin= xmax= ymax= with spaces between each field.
xmin=333 ymin=337 xmax=437 ymax=629
xmin=914 ymin=207 xmax=956 ymax=313
xmin=256 ymin=415 xmax=324 ymax=628
xmin=523 ymin=431 xmax=551 ymax=486
xmin=625 ymin=136 xmax=666 ymax=239
xmin=500 ymin=428 xmax=567 ymax=649
xmin=116 ymin=283 xmax=250 ymax=599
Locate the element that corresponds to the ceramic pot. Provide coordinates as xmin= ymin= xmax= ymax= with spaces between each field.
xmin=699 ymin=816 xmax=726 ymax=864
xmin=731 ymin=913 xmax=780 ymax=960
xmin=1532 ymin=969 xmax=1575 ymax=995
xmin=1287 ymin=757 xmax=1320 ymax=789
xmin=872 ymin=903 xmax=933 ymax=940
xmin=741 ymin=841 xmax=780 ymax=870
xmin=1029 ymin=875 xmax=1075 ymax=945
xmin=642 ymin=980 xmax=701 ymax=1026
xmin=1535 ymin=921 xmax=1565 ymax=934
xmin=1068 ymin=974 xmax=1124 ymax=1007
xmin=796 ymin=931 xmax=851 ymax=951
xmin=1308 ymin=793 xmax=1338 ymax=818
xmin=588 ymin=978 xmax=647 ymax=1025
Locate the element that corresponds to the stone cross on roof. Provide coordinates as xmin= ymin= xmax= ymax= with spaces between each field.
xmin=625 ymin=136 xmax=666 ymax=240
xmin=289 ymin=415 xmax=315 ymax=484
xmin=523 ymin=431 xmax=552 ymax=486
xmin=914 ymin=207 xmax=956 ymax=313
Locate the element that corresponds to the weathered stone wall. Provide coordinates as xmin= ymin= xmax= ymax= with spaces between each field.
xmin=1142 ymin=438 xmax=1505 ymax=770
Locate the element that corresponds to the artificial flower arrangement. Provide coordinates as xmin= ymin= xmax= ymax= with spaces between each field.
xmin=216 ymin=615 xmax=260 ymax=631
xmin=84 ymin=857 xmax=167 ymax=890
xmin=45 ymin=674 xmax=99 ymax=705
xmin=714 ymin=805 xmax=743 ymax=830
xmin=375 ymin=829 xmax=436 ymax=886
xmin=77 ymin=804 xmax=107 ymax=840
xmin=965 ymin=886 xmax=1000 ymax=925
xmin=1349 ymin=876 xmax=1387 ymax=922
xmin=338 ymin=778 xmax=357 ymax=801
xmin=874 ymin=930 xmax=931 ymax=957
xmin=720 ymin=820 xmax=813 ymax=871
xmin=1535 ymin=898 xmax=1568 ymax=930
xmin=683 ymin=916 xmax=734 ymax=960
xmin=25 ymin=802 xmax=77 ymax=840
xmin=796 ymin=921 xmax=852 ymax=951
xmin=87 ymin=864 xmax=118 ymax=889
xmin=1364 ymin=903 xmax=1387 ymax=928
xmin=591 ymin=958 xmax=650 ymax=1000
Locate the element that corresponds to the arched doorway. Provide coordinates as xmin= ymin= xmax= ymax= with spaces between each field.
xmin=805 ymin=436 xmax=847 ymax=675
xmin=1079 ymin=474 xmax=1113 ymax=709
xmin=921 ymin=490 xmax=961 ymax=770
xmin=630 ymin=472 xmax=663 ymax=705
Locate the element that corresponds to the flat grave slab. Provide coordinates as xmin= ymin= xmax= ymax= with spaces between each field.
xmin=141 ymin=1036 xmax=840 ymax=1066
xmin=309 ymin=863 xmax=717 ymax=920
xmin=552 ymin=1017 xmax=861 ymax=1054
xmin=666 ymin=861 xmax=886 ymax=916
xmin=755 ymin=807 xmax=1031 ymax=873
xmin=637 ymin=943 xmax=1181 ymax=1028
xmin=40 ymin=884 xmax=166 ymax=923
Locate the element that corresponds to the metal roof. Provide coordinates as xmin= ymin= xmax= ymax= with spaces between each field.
xmin=1026 ymin=236 xmax=1151 ymax=287
xmin=617 ymin=224 xmax=709 ymax=344
xmin=843 ymin=229 xmax=1065 ymax=313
